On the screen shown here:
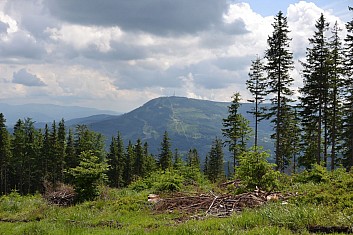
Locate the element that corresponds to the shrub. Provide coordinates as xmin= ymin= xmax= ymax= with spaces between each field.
xmin=66 ymin=150 xmax=108 ymax=202
xmin=130 ymin=169 xmax=184 ymax=193
xmin=235 ymin=147 xmax=281 ymax=191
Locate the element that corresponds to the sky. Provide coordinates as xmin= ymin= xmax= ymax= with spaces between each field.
xmin=0 ymin=0 xmax=351 ymax=113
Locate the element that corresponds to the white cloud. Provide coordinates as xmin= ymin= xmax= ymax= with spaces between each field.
xmin=0 ymin=0 xmax=350 ymax=112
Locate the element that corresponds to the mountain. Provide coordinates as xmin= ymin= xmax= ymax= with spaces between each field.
xmin=68 ymin=96 xmax=274 ymax=159
xmin=0 ymin=103 xmax=121 ymax=125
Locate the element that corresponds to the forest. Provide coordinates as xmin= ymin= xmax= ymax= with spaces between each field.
xmin=0 ymin=8 xmax=353 ymax=234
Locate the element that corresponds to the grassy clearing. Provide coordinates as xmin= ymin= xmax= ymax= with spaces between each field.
xmin=1 ymin=167 xmax=353 ymax=234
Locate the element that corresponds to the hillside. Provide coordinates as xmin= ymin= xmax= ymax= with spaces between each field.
xmin=71 ymin=96 xmax=273 ymax=159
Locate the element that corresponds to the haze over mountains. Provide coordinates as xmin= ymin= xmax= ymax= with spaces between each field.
xmin=1 ymin=96 xmax=273 ymax=159
xmin=0 ymin=103 xmax=120 ymax=125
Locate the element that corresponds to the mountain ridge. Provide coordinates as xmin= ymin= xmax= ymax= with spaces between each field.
xmin=71 ymin=96 xmax=273 ymax=159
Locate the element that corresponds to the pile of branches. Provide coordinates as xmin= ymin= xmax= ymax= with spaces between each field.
xmin=43 ymin=182 xmax=76 ymax=206
xmin=154 ymin=190 xmax=292 ymax=217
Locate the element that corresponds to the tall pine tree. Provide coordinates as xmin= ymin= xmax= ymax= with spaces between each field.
xmin=222 ymin=93 xmax=251 ymax=174
xmin=158 ymin=131 xmax=173 ymax=171
xmin=265 ymin=11 xmax=294 ymax=172
xmin=246 ymin=56 xmax=267 ymax=149
xmin=343 ymin=6 xmax=353 ymax=170
xmin=299 ymin=13 xmax=330 ymax=167
xmin=0 ymin=113 xmax=11 ymax=194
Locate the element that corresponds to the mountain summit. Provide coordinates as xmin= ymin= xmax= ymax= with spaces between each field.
xmin=71 ymin=96 xmax=273 ymax=158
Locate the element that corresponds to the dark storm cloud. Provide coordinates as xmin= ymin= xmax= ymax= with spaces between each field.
xmin=13 ymin=68 xmax=46 ymax=86
xmin=44 ymin=0 xmax=228 ymax=36
xmin=114 ymin=64 xmax=183 ymax=89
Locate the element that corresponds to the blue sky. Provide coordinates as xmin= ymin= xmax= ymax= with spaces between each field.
xmin=0 ymin=0 xmax=351 ymax=112
xmin=241 ymin=0 xmax=351 ymax=20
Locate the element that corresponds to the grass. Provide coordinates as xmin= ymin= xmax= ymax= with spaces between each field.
xmin=2 ymin=167 xmax=353 ymax=234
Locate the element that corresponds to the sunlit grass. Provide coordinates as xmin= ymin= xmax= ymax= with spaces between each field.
xmin=1 ymin=174 xmax=353 ymax=235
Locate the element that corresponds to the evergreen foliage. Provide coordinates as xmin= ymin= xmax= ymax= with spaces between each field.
xmin=299 ymin=14 xmax=330 ymax=167
xmin=107 ymin=132 xmax=125 ymax=188
xmin=158 ymin=131 xmax=173 ymax=171
xmin=265 ymin=11 xmax=294 ymax=172
xmin=205 ymin=138 xmax=224 ymax=182
xmin=67 ymin=150 xmax=108 ymax=202
xmin=342 ymin=6 xmax=353 ymax=170
xmin=222 ymin=93 xmax=252 ymax=174
xmin=0 ymin=114 xmax=11 ymax=194
xmin=235 ymin=147 xmax=280 ymax=191
xmin=247 ymin=56 xmax=267 ymax=148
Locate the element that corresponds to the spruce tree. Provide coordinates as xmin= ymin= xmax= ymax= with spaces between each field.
xmin=327 ymin=21 xmax=344 ymax=170
xmin=143 ymin=142 xmax=157 ymax=175
xmin=57 ymin=119 xmax=66 ymax=182
xmin=64 ymin=128 xmax=77 ymax=184
xmin=222 ymin=93 xmax=251 ymax=174
xmin=107 ymin=136 xmax=118 ymax=187
xmin=343 ymin=7 xmax=353 ymax=169
xmin=11 ymin=119 xmax=26 ymax=193
xmin=49 ymin=120 xmax=60 ymax=185
xmin=299 ymin=13 xmax=330 ymax=167
xmin=158 ymin=131 xmax=173 ymax=171
xmin=107 ymin=132 xmax=125 ymax=188
xmin=41 ymin=124 xmax=50 ymax=182
xmin=173 ymin=148 xmax=183 ymax=170
xmin=205 ymin=138 xmax=224 ymax=182
xmin=265 ymin=11 xmax=294 ymax=172
xmin=246 ymin=56 xmax=267 ymax=149
xmin=115 ymin=133 xmax=125 ymax=186
xmin=186 ymin=148 xmax=200 ymax=170
xmin=123 ymin=141 xmax=134 ymax=185
xmin=0 ymin=113 xmax=11 ymax=194
xmin=133 ymin=139 xmax=145 ymax=178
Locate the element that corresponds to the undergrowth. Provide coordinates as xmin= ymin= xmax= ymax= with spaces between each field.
xmin=1 ymin=166 xmax=353 ymax=234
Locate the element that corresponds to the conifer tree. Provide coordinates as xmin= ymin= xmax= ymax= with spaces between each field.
xmin=327 ymin=21 xmax=344 ymax=170
xmin=41 ymin=124 xmax=50 ymax=182
xmin=222 ymin=93 xmax=251 ymax=173
xmin=49 ymin=120 xmax=60 ymax=185
xmin=143 ymin=142 xmax=157 ymax=175
xmin=265 ymin=11 xmax=294 ymax=171
xmin=133 ymin=139 xmax=145 ymax=178
xmin=277 ymin=100 xmax=301 ymax=173
xmin=64 ymin=128 xmax=77 ymax=184
xmin=67 ymin=150 xmax=108 ymax=202
xmin=173 ymin=148 xmax=183 ymax=170
xmin=65 ymin=128 xmax=77 ymax=169
xmin=74 ymin=125 xmax=106 ymax=161
xmin=158 ymin=131 xmax=173 ymax=171
xmin=299 ymin=13 xmax=330 ymax=167
xmin=123 ymin=141 xmax=134 ymax=185
xmin=11 ymin=119 xmax=26 ymax=193
xmin=205 ymin=138 xmax=224 ymax=182
xmin=246 ymin=56 xmax=267 ymax=149
xmin=57 ymin=119 xmax=66 ymax=182
xmin=107 ymin=132 xmax=125 ymax=188
xmin=343 ymin=7 xmax=353 ymax=170
xmin=186 ymin=148 xmax=200 ymax=170
xmin=0 ymin=113 xmax=11 ymax=194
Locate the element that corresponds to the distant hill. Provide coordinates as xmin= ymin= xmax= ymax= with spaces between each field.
xmin=0 ymin=103 xmax=121 ymax=125
xmin=67 ymin=96 xmax=274 ymax=160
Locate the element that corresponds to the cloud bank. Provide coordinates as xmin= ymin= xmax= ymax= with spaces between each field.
xmin=0 ymin=0 xmax=349 ymax=112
